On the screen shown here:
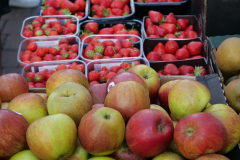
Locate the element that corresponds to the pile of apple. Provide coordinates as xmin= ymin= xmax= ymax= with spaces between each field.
xmin=146 ymin=40 xmax=203 ymax=61
xmin=145 ymin=11 xmax=198 ymax=39
xmin=0 ymin=64 xmax=239 ymax=160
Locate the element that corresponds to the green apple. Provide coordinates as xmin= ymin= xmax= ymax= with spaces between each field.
xmin=169 ymin=80 xmax=211 ymax=120
xmin=36 ymin=93 xmax=48 ymax=105
xmin=10 ymin=150 xmax=40 ymax=160
xmin=47 ymin=82 xmax=93 ymax=126
xmin=195 ymin=154 xmax=230 ymax=160
xmin=150 ymin=104 xmax=169 ymax=116
xmin=2 ymin=102 xmax=9 ymax=109
xmin=88 ymin=157 xmax=115 ymax=160
xmin=8 ymin=93 xmax=48 ymax=124
xmin=152 ymin=152 xmax=184 ymax=160
xmin=27 ymin=113 xmax=77 ymax=160
xmin=65 ymin=143 xmax=88 ymax=160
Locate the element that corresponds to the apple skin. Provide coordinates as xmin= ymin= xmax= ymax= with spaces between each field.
xmin=88 ymin=157 xmax=115 ymax=160
xmin=158 ymin=80 xmax=180 ymax=114
xmin=0 ymin=109 xmax=29 ymax=157
xmin=104 ymin=81 xmax=150 ymax=122
xmin=128 ymin=65 xmax=160 ymax=100
xmin=8 ymin=93 xmax=48 ymax=124
xmin=47 ymin=82 xmax=93 ymax=126
xmin=46 ymin=69 xmax=89 ymax=96
xmin=109 ymin=144 xmax=148 ymax=160
xmin=126 ymin=109 xmax=174 ymax=157
xmin=78 ymin=107 xmax=125 ymax=156
xmin=152 ymin=152 xmax=184 ymax=160
xmin=203 ymin=104 xmax=240 ymax=154
xmin=92 ymin=104 xmax=104 ymax=109
xmin=0 ymin=98 xmax=1 ymax=108
xmin=195 ymin=154 xmax=230 ymax=160
xmin=174 ymin=112 xmax=228 ymax=159
xmin=169 ymin=80 xmax=211 ymax=120
xmin=89 ymin=83 xmax=107 ymax=104
xmin=26 ymin=113 xmax=77 ymax=160
xmin=64 ymin=143 xmax=88 ymax=160
xmin=106 ymin=71 xmax=148 ymax=93
xmin=150 ymin=104 xmax=169 ymax=117
xmin=36 ymin=93 xmax=48 ymax=104
xmin=1 ymin=102 xmax=9 ymax=109
xmin=0 ymin=73 xmax=29 ymax=102
xmin=9 ymin=150 xmax=40 ymax=160
xmin=224 ymin=79 xmax=240 ymax=113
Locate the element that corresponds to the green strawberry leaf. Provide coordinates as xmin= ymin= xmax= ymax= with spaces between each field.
xmin=176 ymin=24 xmax=181 ymax=30
xmin=103 ymin=8 xmax=110 ymax=17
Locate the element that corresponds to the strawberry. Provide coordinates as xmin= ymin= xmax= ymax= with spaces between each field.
xmin=85 ymin=22 xmax=99 ymax=34
xmin=24 ymin=24 xmax=33 ymax=31
xmin=175 ymin=48 xmax=190 ymax=60
xmin=187 ymin=31 xmax=198 ymax=39
xmin=39 ymin=69 xmax=48 ymax=80
xmin=54 ymin=55 xmax=67 ymax=60
xmin=105 ymin=72 xmax=117 ymax=82
xmin=41 ymin=24 xmax=50 ymax=30
xmin=164 ymin=64 xmax=180 ymax=75
xmin=59 ymin=44 xmax=69 ymax=51
xmin=69 ymin=44 xmax=79 ymax=53
xmin=146 ymin=25 xmax=156 ymax=36
xmin=153 ymin=43 xmax=166 ymax=56
xmin=68 ymin=62 xmax=77 ymax=70
xmin=35 ymin=16 xmax=45 ymax=25
xmin=60 ymin=51 xmax=69 ymax=59
xmin=110 ymin=66 xmax=120 ymax=73
xmin=194 ymin=66 xmax=207 ymax=76
xmin=74 ymin=0 xmax=86 ymax=11
xmin=112 ymin=53 xmax=123 ymax=58
xmin=33 ymin=73 xmax=44 ymax=83
xmin=123 ymin=0 xmax=130 ymax=4
xmin=41 ymin=5 xmax=57 ymax=15
xmin=120 ymin=62 xmax=131 ymax=70
xmin=114 ymin=40 xmax=122 ymax=53
xmin=90 ymin=81 xmax=100 ymax=85
xmin=130 ymin=48 xmax=140 ymax=57
xmin=175 ymin=31 xmax=187 ymax=39
xmin=24 ymin=50 xmax=32 ymax=55
xmin=154 ymin=26 xmax=167 ymax=37
xmin=190 ymin=55 xmax=203 ymax=59
xmin=104 ymin=46 xmax=115 ymax=56
xmin=56 ymin=64 xmax=67 ymax=71
xmin=30 ymin=52 xmax=37 ymax=58
xmin=90 ymin=37 xmax=100 ymax=46
xmin=84 ymin=43 xmax=94 ymax=54
xmin=166 ymin=13 xmax=177 ymax=24
xmin=161 ymin=54 xmax=177 ymax=61
xmin=43 ymin=54 xmax=54 ymax=61
xmin=67 ymin=23 xmax=77 ymax=33
xmin=75 ymin=64 xmax=85 ymax=73
xmin=28 ymin=82 xmax=35 ymax=88
xmin=165 ymin=40 xmax=179 ymax=54
xmin=148 ymin=11 xmax=165 ymax=24
xmin=177 ymin=19 xmax=189 ymax=31
xmin=128 ymin=27 xmax=140 ymax=36
xmin=22 ymin=54 xmax=31 ymax=61
xmin=43 ymin=0 xmax=60 ymax=9
xmin=95 ymin=6 xmax=110 ymax=17
xmin=145 ymin=18 xmax=154 ymax=28
xmin=111 ymin=0 xmax=124 ymax=9
xmin=34 ymin=30 xmax=44 ymax=36
xmin=100 ymin=0 xmax=112 ymax=8
xmin=49 ymin=31 xmax=59 ymax=36
xmin=187 ymin=41 xmax=202 ymax=56
xmin=32 ymin=20 xmax=42 ymax=28
xmin=93 ymin=43 xmax=105 ymax=54
xmin=25 ymin=72 xmax=35 ymax=82
xmin=123 ymin=5 xmax=130 ymax=16
xmin=178 ymin=65 xmax=195 ymax=75
xmin=91 ymin=0 xmax=100 ymax=5
xmin=157 ymin=70 xmax=164 ymax=76
xmin=146 ymin=51 xmax=161 ymax=61
xmin=80 ymin=33 xmax=92 ymax=43
xmin=164 ymin=34 xmax=177 ymax=39
xmin=111 ymin=8 xmax=123 ymax=16
xmin=27 ymin=42 xmax=37 ymax=51
xmin=75 ymin=11 xmax=85 ymax=19
xmin=112 ymin=24 xmax=126 ymax=33
xmin=36 ymin=47 xmax=47 ymax=57
xmin=52 ymin=24 xmax=63 ymax=34
xmin=101 ymin=66 xmax=109 ymax=73
xmin=99 ymin=70 xmax=108 ymax=83
xmin=23 ymin=31 xmax=33 ymax=38
xmin=102 ymin=40 xmax=115 ymax=47
xmin=69 ymin=53 xmax=78 ymax=59
xmin=34 ymin=83 xmax=46 ymax=88
xmin=159 ymin=23 xmax=178 ymax=34
xmin=119 ymin=49 xmax=130 ymax=57
xmin=58 ymin=8 xmax=71 ymax=16
xmin=84 ymin=50 xmax=95 ymax=59
xmin=99 ymin=28 xmax=114 ymax=34
xmin=122 ymin=39 xmax=133 ymax=48
xmin=49 ymin=45 xmax=60 ymax=56
xmin=129 ymin=36 xmax=139 ymax=43
xmin=114 ymin=30 xmax=129 ymax=39
xmin=61 ymin=0 xmax=79 ymax=13
xmin=148 ymin=35 xmax=160 ymax=38
xmin=131 ymin=61 xmax=141 ymax=67
xmin=185 ymin=25 xmax=193 ymax=33
xmin=117 ymin=69 xmax=126 ymax=73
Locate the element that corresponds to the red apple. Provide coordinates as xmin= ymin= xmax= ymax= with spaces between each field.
xmin=92 ymin=104 xmax=104 ymax=109
xmin=0 ymin=98 xmax=1 ymax=109
xmin=126 ymin=109 xmax=174 ymax=157
xmin=89 ymin=83 xmax=107 ymax=104
xmin=195 ymin=154 xmax=230 ymax=160
xmin=78 ymin=107 xmax=125 ymax=156
xmin=106 ymin=71 xmax=148 ymax=93
xmin=104 ymin=81 xmax=150 ymax=122
xmin=0 ymin=73 xmax=29 ymax=102
xmin=0 ymin=109 xmax=29 ymax=157
xmin=46 ymin=69 xmax=89 ymax=96
xmin=158 ymin=80 xmax=180 ymax=114
xmin=174 ymin=112 xmax=228 ymax=159
xmin=128 ymin=65 xmax=160 ymax=100
xmin=152 ymin=151 xmax=184 ymax=160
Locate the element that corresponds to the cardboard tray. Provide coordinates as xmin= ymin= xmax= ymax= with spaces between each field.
xmin=142 ymin=15 xmax=202 ymax=40
xmin=143 ymin=37 xmax=209 ymax=63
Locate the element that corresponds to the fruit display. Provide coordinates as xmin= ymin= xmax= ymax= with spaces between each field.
xmin=136 ymin=0 xmax=185 ymax=3
xmin=81 ymin=35 xmax=142 ymax=61
xmin=21 ymin=15 xmax=78 ymax=38
xmin=90 ymin=0 xmax=133 ymax=19
xmin=18 ymin=36 xmax=80 ymax=67
xmin=144 ymin=11 xmax=200 ymax=39
xmin=79 ymin=20 xmax=142 ymax=42
xmin=41 ymin=0 xmax=88 ymax=20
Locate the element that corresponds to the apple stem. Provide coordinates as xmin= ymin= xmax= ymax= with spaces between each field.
xmin=143 ymin=74 xmax=148 ymax=79
xmin=104 ymin=113 xmax=111 ymax=120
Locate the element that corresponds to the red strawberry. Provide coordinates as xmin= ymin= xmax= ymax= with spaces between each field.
xmin=59 ymin=38 xmax=69 ymax=45
xmin=114 ymin=30 xmax=129 ymax=39
xmin=41 ymin=24 xmax=50 ymax=30
xmin=112 ymin=8 xmax=123 ymax=16
xmin=119 ymin=49 xmax=130 ymax=57
xmin=59 ymin=44 xmax=69 ymax=51
xmin=58 ymin=8 xmax=71 ymax=15
xmin=110 ymin=66 xmax=120 ymax=73
xmin=122 ymin=39 xmax=133 ymax=48
xmin=23 ymin=30 xmax=33 ymax=38
xmin=146 ymin=25 xmax=156 ymax=36
xmin=53 ymin=24 xmax=63 ymax=34
xmin=123 ymin=5 xmax=130 ymax=16
xmin=75 ymin=11 xmax=85 ymax=19
xmin=34 ymin=83 xmax=46 ymax=88
xmin=22 ymin=54 xmax=31 ymax=61
xmin=163 ymin=64 xmax=180 ymax=75
xmin=49 ymin=45 xmax=60 ymax=56
xmin=46 ymin=70 xmax=55 ymax=80
xmin=114 ymin=40 xmax=122 ymax=53
xmin=99 ymin=70 xmax=108 ymax=83
xmin=27 ymin=42 xmax=37 ymax=51
xmin=80 ymin=33 xmax=92 ymax=43
xmin=68 ymin=62 xmax=78 ymax=69
xmin=194 ymin=66 xmax=207 ymax=76
xmin=148 ymin=11 xmax=165 ymax=24
xmin=165 ymin=40 xmax=179 ymax=54
xmin=62 ymin=27 xmax=72 ymax=35
xmin=49 ymin=31 xmax=59 ymax=36
xmin=34 ymin=30 xmax=44 ymax=36
xmin=148 ymin=35 xmax=160 ymax=38
xmin=157 ymin=70 xmax=164 ymax=76
xmin=100 ymin=0 xmax=112 ymax=8
xmin=146 ymin=51 xmax=161 ymax=61
xmin=91 ymin=0 xmax=100 ymax=5
xmin=105 ymin=72 xmax=117 ymax=82
xmin=25 ymin=72 xmax=35 ymax=82
xmin=35 ymin=16 xmax=45 ymax=25
xmin=176 ymin=31 xmax=187 ymax=39
xmin=161 ymin=54 xmax=177 ymax=61
xmin=175 ymin=48 xmax=190 ymax=60
xmin=36 ymin=47 xmax=47 ymax=57
xmin=90 ymin=81 xmax=100 ymax=85
xmin=102 ymin=40 xmax=115 ymax=47
xmin=69 ymin=53 xmax=78 ymax=59
xmin=130 ymin=48 xmax=140 ymax=57
xmin=75 ymin=64 xmax=85 ymax=73
xmin=28 ymin=82 xmax=35 ymax=88
xmin=104 ymin=46 xmax=115 ymax=56
xmin=43 ymin=54 xmax=54 ymax=61
xmin=112 ymin=53 xmax=123 ymax=58
xmin=164 ymin=34 xmax=177 ymax=39
xmin=67 ymin=23 xmax=77 ymax=33
xmin=123 ymin=0 xmax=130 ymax=4
xmin=24 ymin=50 xmax=32 ymax=55
xmin=74 ymin=0 xmax=86 ymax=11
xmin=159 ymin=23 xmax=178 ymax=34
xmin=178 ymin=65 xmax=195 ymax=75
xmin=187 ymin=31 xmax=198 ymax=39
xmin=131 ymin=61 xmax=141 ymax=67
xmin=90 ymin=37 xmax=100 ymax=46
xmin=185 ymin=25 xmax=194 ymax=33
xmin=43 ymin=0 xmax=60 ymax=9
xmin=155 ymin=26 xmax=167 ymax=37
xmin=187 ymin=41 xmax=203 ymax=56
xmin=56 ymin=64 xmax=67 ymax=71
xmin=153 ymin=43 xmax=166 ymax=56
xmin=24 ymin=24 xmax=33 ymax=31
xmin=112 ymin=24 xmax=126 ymax=33
xmin=85 ymin=22 xmax=99 ymax=34
xmin=95 ymin=6 xmax=110 ymax=17
xmin=101 ymin=66 xmax=109 ymax=73
xmin=61 ymin=0 xmax=79 ymax=13
xmin=111 ymin=0 xmax=124 ymax=9
xmin=93 ymin=43 xmax=105 ymax=54
xmin=190 ymin=55 xmax=203 ymax=59
xmin=177 ymin=19 xmax=189 ymax=31
xmin=54 ymin=55 xmax=67 ymax=60
xmin=33 ymin=73 xmax=44 ymax=83
xmin=145 ymin=18 xmax=154 ymax=28
xmin=128 ymin=28 xmax=140 ymax=37
xmin=42 ymin=5 xmax=57 ymax=15
xmin=166 ymin=13 xmax=177 ymax=24
xmin=120 ymin=62 xmax=131 ymax=70
xmin=99 ymin=28 xmax=114 ymax=34
xmin=60 ymin=51 xmax=69 ymax=59
xmin=69 ymin=44 xmax=79 ymax=53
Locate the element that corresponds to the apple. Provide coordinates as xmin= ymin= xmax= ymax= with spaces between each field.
xmin=195 ymin=154 xmax=230 ymax=160
xmin=65 ymin=143 xmax=88 ymax=160
xmin=152 ymin=152 xmax=184 ymax=160
xmin=10 ymin=150 xmax=40 ymax=160
xmin=128 ymin=65 xmax=160 ymax=100
xmin=104 ymin=81 xmax=150 ymax=122
xmin=106 ymin=71 xmax=148 ymax=93
xmin=150 ymin=104 xmax=169 ymax=117
xmin=0 ymin=73 xmax=29 ymax=102
xmin=88 ymin=157 xmax=115 ymax=160
xmin=109 ymin=143 xmax=148 ymax=160
xmin=170 ymin=113 xmax=178 ymax=121
xmin=0 ymin=109 xmax=29 ymax=157
xmin=224 ymin=79 xmax=240 ymax=113
xmin=46 ymin=69 xmax=89 ymax=96
xmin=126 ymin=109 xmax=174 ymax=157
xmin=47 ymin=82 xmax=93 ymax=126
xmin=8 ymin=93 xmax=48 ymax=124
xmin=203 ymin=104 xmax=240 ymax=154
xmin=174 ymin=112 xmax=228 ymax=159
xmin=92 ymin=104 xmax=104 ymax=109
xmin=169 ymin=80 xmax=211 ymax=120
xmin=89 ymin=83 xmax=107 ymax=104
xmin=36 ymin=93 xmax=48 ymax=104
xmin=78 ymin=107 xmax=125 ymax=156
xmin=27 ymin=113 xmax=77 ymax=160
xmin=158 ymin=80 xmax=180 ymax=114
xmin=1 ymin=102 xmax=9 ymax=109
